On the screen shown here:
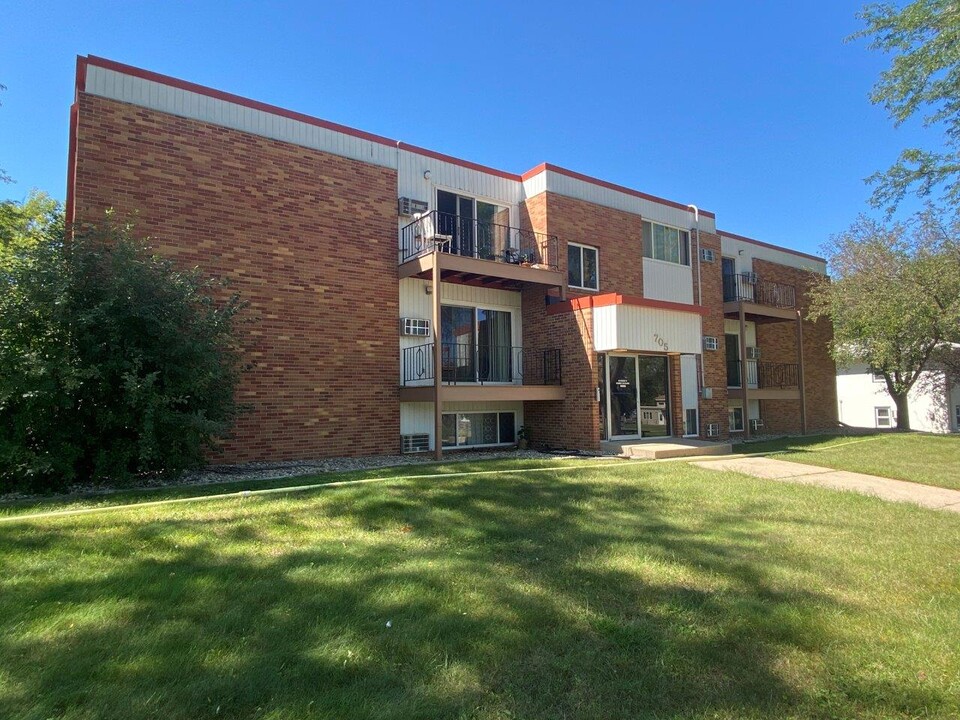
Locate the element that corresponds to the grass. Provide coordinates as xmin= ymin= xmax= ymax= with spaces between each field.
xmin=734 ymin=432 xmax=960 ymax=491
xmin=1 ymin=459 xmax=959 ymax=719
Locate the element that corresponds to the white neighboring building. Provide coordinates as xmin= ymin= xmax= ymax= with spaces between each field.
xmin=837 ymin=364 xmax=960 ymax=433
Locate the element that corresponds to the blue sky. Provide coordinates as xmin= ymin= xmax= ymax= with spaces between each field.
xmin=0 ymin=1 xmax=939 ymax=256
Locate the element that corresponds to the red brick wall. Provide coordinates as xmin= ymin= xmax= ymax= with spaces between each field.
xmin=519 ymin=193 xmax=601 ymax=450
xmin=754 ymin=259 xmax=838 ymax=433
xmin=72 ymin=93 xmax=401 ymax=463
xmin=530 ymin=192 xmax=645 ymax=297
xmin=698 ymin=231 xmax=731 ymax=439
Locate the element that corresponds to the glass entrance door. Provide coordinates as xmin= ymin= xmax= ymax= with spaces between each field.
xmin=637 ymin=356 xmax=670 ymax=437
xmin=608 ymin=356 xmax=639 ymax=438
xmin=606 ymin=355 xmax=672 ymax=439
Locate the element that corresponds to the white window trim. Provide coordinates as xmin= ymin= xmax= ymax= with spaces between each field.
xmin=643 ymin=220 xmax=691 ymax=267
xmin=567 ymin=242 xmax=600 ymax=291
xmin=875 ymin=406 xmax=893 ymax=428
xmin=441 ymin=411 xmax=517 ymax=448
xmin=728 ymin=405 xmax=744 ymax=433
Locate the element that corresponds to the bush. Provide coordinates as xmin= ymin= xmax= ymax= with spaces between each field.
xmin=0 ymin=219 xmax=245 ymax=493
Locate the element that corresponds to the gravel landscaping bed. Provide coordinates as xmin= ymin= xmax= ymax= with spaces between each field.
xmin=1 ymin=448 xmax=598 ymax=504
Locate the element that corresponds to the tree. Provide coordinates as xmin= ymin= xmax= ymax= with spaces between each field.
xmin=0 ymin=190 xmax=63 ymax=264
xmin=0 ymin=211 xmax=246 ymax=492
xmin=854 ymin=1 xmax=960 ymax=214
xmin=808 ymin=209 xmax=960 ymax=429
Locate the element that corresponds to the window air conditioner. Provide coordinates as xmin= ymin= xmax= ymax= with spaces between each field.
xmin=400 ymin=318 xmax=430 ymax=337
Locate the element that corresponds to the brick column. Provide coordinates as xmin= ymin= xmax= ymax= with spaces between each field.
xmin=669 ymin=353 xmax=684 ymax=437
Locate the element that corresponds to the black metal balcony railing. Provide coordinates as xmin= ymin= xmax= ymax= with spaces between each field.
xmin=727 ymin=360 xmax=799 ymax=389
xmin=723 ymin=273 xmax=796 ymax=309
xmin=400 ymin=210 xmax=559 ymax=269
xmin=402 ymin=343 xmax=562 ymax=386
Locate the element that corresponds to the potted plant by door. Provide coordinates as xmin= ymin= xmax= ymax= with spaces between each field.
xmin=517 ymin=425 xmax=532 ymax=450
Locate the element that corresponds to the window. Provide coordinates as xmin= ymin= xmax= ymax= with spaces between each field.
xmin=567 ymin=243 xmax=599 ymax=290
xmin=442 ymin=412 xmax=516 ymax=447
xmin=684 ymin=409 xmax=699 ymax=437
xmin=440 ymin=305 xmax=513 ymax=383
xmin=875 ymin=407 xmax=893 ymax=428
xmin=870 ymin=368 xmax=885 ymax=383
xmin=643 ymin=221 xmax=690 ymax=266
xmin=728 ymin=406 xmax=744 ymax=432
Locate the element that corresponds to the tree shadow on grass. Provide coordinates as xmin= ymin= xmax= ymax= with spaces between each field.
xmin=0 ymin=466 xmax=953 ymax=719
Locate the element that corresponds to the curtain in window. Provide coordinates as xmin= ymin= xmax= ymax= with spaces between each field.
xmin=477 ymin=309 xmax=512 ymax=382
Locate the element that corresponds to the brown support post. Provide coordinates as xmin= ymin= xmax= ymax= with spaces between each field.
xmin=432 ymin=252 xmax=443 ymax=460
xmin=739 ymin=304 xmax=751 ymax=440
xmin=796 ymin=310 xmax=807 ymax=434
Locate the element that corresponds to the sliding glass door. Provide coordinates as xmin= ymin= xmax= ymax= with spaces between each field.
xmin=441 ymin=305 xmax=513 ymax=383
xmin=437 ymin=190 xmax=509 ymax=261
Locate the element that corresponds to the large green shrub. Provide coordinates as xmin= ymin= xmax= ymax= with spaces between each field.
xmin=0 ymin=216 xmax=245 ymax=492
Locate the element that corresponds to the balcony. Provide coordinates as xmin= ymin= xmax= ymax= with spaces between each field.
xmin=398 ymin=211 xmax=565 ymax=293
xmin=399 ymin=342 xmax=564 ymax=402
xmin=723 ymin=273 xmax=797 ymax=320
xmin=727 ymin=360 xmax=801 ymax=400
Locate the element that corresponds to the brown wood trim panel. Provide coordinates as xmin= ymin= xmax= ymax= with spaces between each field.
xmin=400 ymin=385 xmax=565 ymax=403
xmin=723 ymin=301 xmax=798 ymax=321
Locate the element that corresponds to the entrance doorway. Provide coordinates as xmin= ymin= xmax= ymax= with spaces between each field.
xmin=606 ymin=354 xmax=671 ymax=439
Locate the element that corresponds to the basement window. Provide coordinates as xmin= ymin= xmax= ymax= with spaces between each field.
xmin=441 ymin=412 xmax=517 ymax=448
xmin=875 ymin=407 xmax=893 ymax=429
xmin=728 ymin=406 xmax=744 ymax=433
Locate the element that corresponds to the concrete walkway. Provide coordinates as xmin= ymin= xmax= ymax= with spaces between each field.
xmin=692 ymin=456 xmax=960 ymax=514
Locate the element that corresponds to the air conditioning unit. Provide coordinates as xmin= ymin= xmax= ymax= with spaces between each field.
xmin=700 ymin=248 xmax=716 ymax=263
xmin=749 ymin=419 xmax=764 ymax=432
xmin=398 ymin=197 xmax=429 ymax=217
xmin=400 ymin=317 xmax=430 ymax=337
xmin=706 ymin=423 xmax=720 ymax=438
xmin=743 ymin=271 xmax=759 ymax=284
xmin=746 ymin=346 xmax=761 ymax=360
xmin=703 ymin=336 xmax=719 ymax=351
xmin=702 ymin=387 xmax=713 ymax=399
xmin=401 ymin=434 xmax=430 ymax=453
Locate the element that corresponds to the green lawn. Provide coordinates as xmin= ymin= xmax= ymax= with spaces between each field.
xmin=2 ymin=459 xmax=959 ymax=719
xmin=734 ymin=432 xmax=960 ymax=490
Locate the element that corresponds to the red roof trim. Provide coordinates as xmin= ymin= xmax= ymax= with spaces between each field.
xmin=523 ymin=163 xmax=716 ymax=219
xmin=718 ymin=229 xmax=826 ymax=263
xmin=82 ymin=56 xmax=518 ymax=179
xmin=84 ymin=55 xmax=400 ymax=148
xmin=546 ymin=292 xmax=710 ymax=316
xmin=393 ymin=142 xmax=520 ymax=181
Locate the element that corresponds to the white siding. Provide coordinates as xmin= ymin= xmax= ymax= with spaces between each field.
xmin=720 ymin=233 xmax=826 ymax=274
xmin=538 ymin=169 xmax=717 ymax=234
xmin=400 ymin=401 xmax=524 ymax=450
xmin=593 ymin=305 xmax=702 ymax=354
xmin=836 ymin=364 xmax=957 ymax=433
xmin=642 ymin=258 xmax=694 ymax=304
xmin=723 ymin=319 xmax=758 ymax=349
xmin=398 ymin=279 xmax=524 ymax=385
xmin=85 ymin=66 xmax=398 ymax=170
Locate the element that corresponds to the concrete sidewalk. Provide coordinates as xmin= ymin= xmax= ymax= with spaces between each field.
xmin=692 ymin=457 xmax=960 ymax=514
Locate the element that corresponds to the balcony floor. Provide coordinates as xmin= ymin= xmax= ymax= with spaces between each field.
xmin=400 ymin=251 xmax=566 ymax=294
xmin=723 ymin=300 xmax=797 ymax=321
xmin=399 ymin=384 xmax=565 ymax=402
xmin=727 ymin=387 xmax=801 ymax=401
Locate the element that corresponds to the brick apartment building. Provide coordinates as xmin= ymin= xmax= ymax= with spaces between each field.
xmin=67 ymin=56 xmax=838 ymax=462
